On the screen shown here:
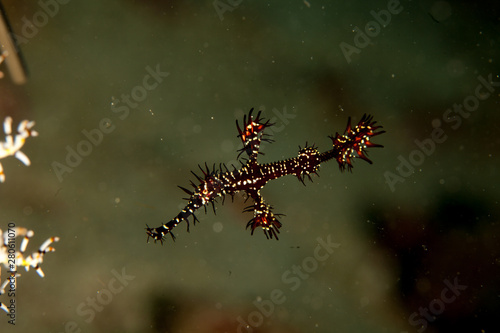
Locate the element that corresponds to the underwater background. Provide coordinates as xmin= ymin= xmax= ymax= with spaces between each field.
xmin=0 ymin=0 xmax=499 ymax=332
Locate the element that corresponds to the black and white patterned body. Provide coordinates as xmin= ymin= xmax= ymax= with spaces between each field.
xmin=146 ymin=109 xmax=384 ymax=243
